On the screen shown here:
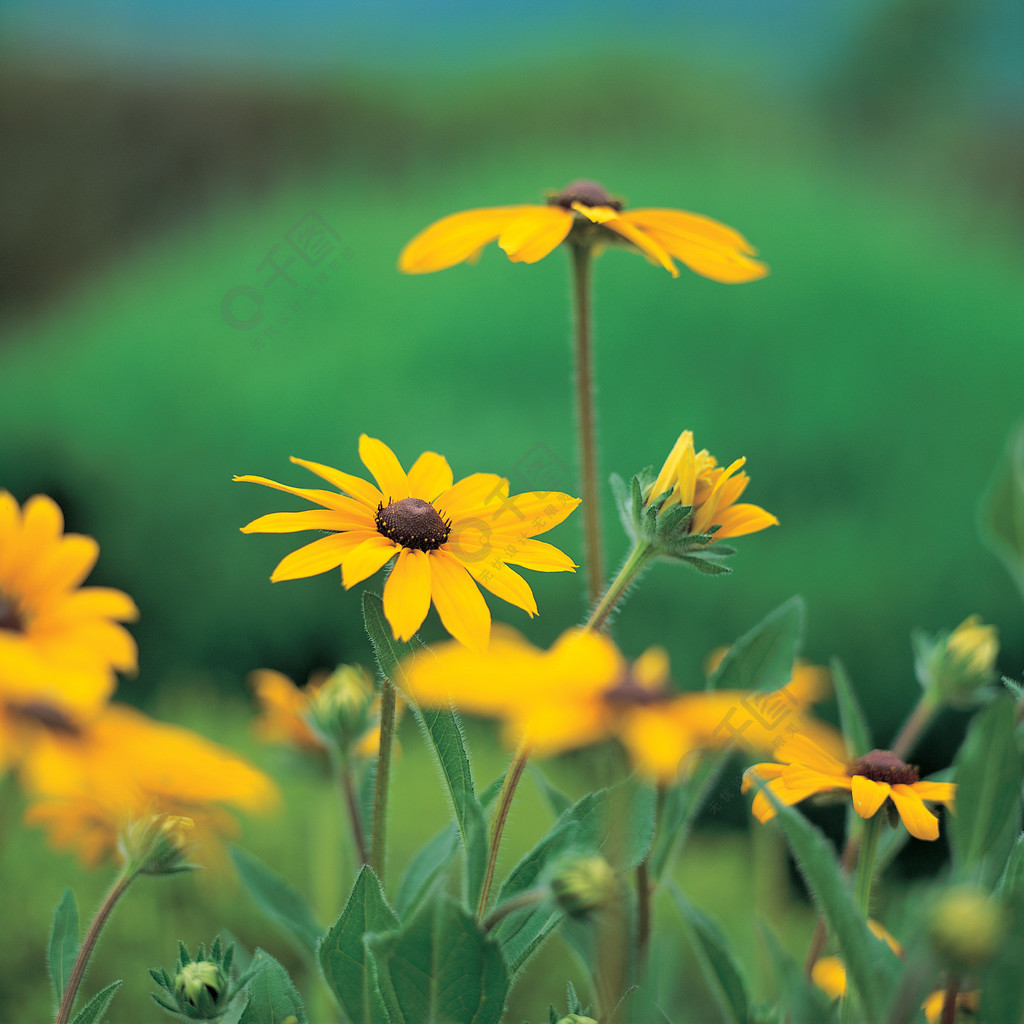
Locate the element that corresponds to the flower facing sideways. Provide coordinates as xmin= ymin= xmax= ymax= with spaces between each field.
xmin=399 ymin=180 xmax=768 ymax=283
xmin=236 ymin=435 xmax=579 ymax=650
xmin=400 ymin=627 xmax=842 ymax=781
xmin=743 ymin=734 xmax=956 ymax=841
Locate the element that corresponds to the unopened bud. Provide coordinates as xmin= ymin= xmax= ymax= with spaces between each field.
xmin=914 ymin=616 xmax=999 ymax=707
xmin=309 ymin=664 xmax=375 ymax=746
xmin=550 ymin=855 xmax=619 ymax=917
xmin=928 ymin=885 xmax=1005 ymax=970
xmin=555 ymin=1016 xmax=598 ymax=1024
xmin=175 ymin=961 xmax=226 ymax=1013
xmin=120 ymin=814 xmax=197 ymax=875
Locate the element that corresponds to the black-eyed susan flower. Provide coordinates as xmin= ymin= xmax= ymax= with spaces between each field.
xmin=0 ymin=491 xmax=138 ymax=771
xmin=20 ymin=703 xmax=277 ymax=867
xmin=743 ymin=734 xmax=956 ymax=841
xmin=399 ymin=180 xmax=768 ymax=283
xmin=400 ymin=626 xmax=840 ymax=782
xmin=236 ymin=435 xmax=579 ymax=651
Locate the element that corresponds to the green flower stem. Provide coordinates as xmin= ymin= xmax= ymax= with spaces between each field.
xmin=481 ymin=887 xmax=548 ymax=933
xmin=585 ymin=540 xmax=657 ymax=633
xmin=890 ymin=694 xmax=938 ymax=761
xmin=55 ymin=865 xmax=139 ymax=1024
xmin=940 ymin=975 xmax=962 ymax=1024
xmin=635 ymin=857 xmax=652 ymax=977
xmin=370 ymin=677 xmax=398 ymax=882
xmin=477 ymin=740 xmax=531 ymax=921
xmin=332 ymin=746 xmax=369 ymax=868
xmin=569 ymin=240 xmax=604 ymax=607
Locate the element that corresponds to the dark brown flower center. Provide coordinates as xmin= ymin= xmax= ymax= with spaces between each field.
xmin=5 ymin=700 xmax=82 ymax=735
xmin=375 ymin=497 xmax=451 ymax=552
xmin=0 ymin=591 xmax=24 ymax=632
xmin=548 ymin=179 xmax=622 ymax=211
xmin=850 ymin=749 xmax=920 ymax=786
xmin=602 ymin=670 xmax=669 ymax=707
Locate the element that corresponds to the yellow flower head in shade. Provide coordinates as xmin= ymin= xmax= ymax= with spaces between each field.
xmin=236 ymin=435 xmax=580 ymax=651
xmin=0 ymin=492 xmax=138 ymax=771
xmin=812 ymin=922 xmax=980 ymax=1024
xmin=399 ymin=179 xmax=768 ymax=283
xmin=645 ymin=430 xmax=779 ymax=541
xmin=19 ymin=703 xmax=278 ymax=867
xmin=743 ymin=734 xmax=957 ymax=841
xmin=400 ymin=627 xmax=840 ymax=782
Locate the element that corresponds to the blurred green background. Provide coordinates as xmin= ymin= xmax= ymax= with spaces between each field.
xmin=1 ymin=0 xmax=1022 ymax=1019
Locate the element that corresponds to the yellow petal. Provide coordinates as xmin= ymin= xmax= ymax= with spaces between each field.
xmin=598 ymin=211 xmax=680 ymax=276
xmin=908 ymin=780 xmax=956 ymax=806
xmin=619 ymin=707 xmax=698 ymax=781
xmin=270 ymin=532 xmax=372 ymax=582
xmin=358 ymin=435 xmax=410 ymax=501
xmin=407 ymin=451 xmax=454 ymax=502
xmin=235 ymin=472 xmax=374 ymax=514
xmin=851 ymin=776 xmax=890 ymax=819
xmin=399 ymin=206 xmax=546 ymax=274
xmin=620 ymin=209 xmax=769 ymax=283
xmin=712 ymin=503 xmax=779 ymax=539
xmin=340 ymin=534 xmax=400 ymax=588
xmin=648 ymin=430 xmax=693 ymax=505
xmin=428 ymin=550 xmax=491 ymax=650
xmin=500 ymin=538 xmax=578 ymax=572
xmin=498 ymin=206 xmax=573 ymax=263
xmin=889 ymin=785 xmax=941 ymax=841
xmin=486 ymin=492 xmax=582 ymax=538
xmin=438 ymin=473 xmax=509 ymax=520
xmin=288 ymin=457 xmax=384 ymax=508
xmin=811 ymin=957 xmax=847 ymax=999
xmin=772 ymin=732 xmax=849 ymax=776
xmin=383 ymin=548 xmax=432 ymax=641
xmin=462 ymin=558 xmax=538 ymax=617
xmin=242 ymin=509 xmax=373 ymax=534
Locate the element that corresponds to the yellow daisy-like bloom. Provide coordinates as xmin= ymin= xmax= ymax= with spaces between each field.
xmin=812 ymin=923 xmax=979 ymax=1024
xmin=743 ymin=734 xmax=956 ymax=841
xmin=401 ymin=627 xmax=841 ymax=782
xmin=0 ymin=491 xmax=138 ymax=771
xmin=20 ymin=703 xmax=277 ymax=867
xmin=646 ymin=430 xmax=779 ymax=540
xmin=235 ymin=435 xmax=579 ymax=651
xmin=399 ymin=179 xmax=768 ymax=283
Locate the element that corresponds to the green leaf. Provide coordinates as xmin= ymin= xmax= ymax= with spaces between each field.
xmin=318 ymin=865 xmax=397 ymax=1024
xmin=68 ymin=979 xmax=122 ymax=1024
xmin=669 ymin=888 xmax=749 ymax=1024
xmin=978 ymin=422 xmax=1024 ymax=602
xmin=979 ymin=894 xmax=1024 ymax=1024
xmin=368 ymin=892 xmax=509 ymax=1024
xmin=610 ymin=985 xmax=671 ymax=1024
xmin=757 ymin=922 xmax=838 ymax=1024
xmin=230 ymin=847 xmax=322 ymax=956
xmin=997 ymin=832 xmax=1024 ymax=900
xmin=48 ymin=887 xmax=79 ymax=1008
xmin=363 ymin=591 xmax=489 ymax=907
xmin=529 ymin=763 xmax=572 ymax=819
xmin=239 ymin=949 xmax=307 ymax=1024
xmin=707 ymin=595 xmax=805 ymax=693
xmin=950 ymin=695 xmax=1024 ymax=883
xmin=830 ymin=656 xmax=871 ymax=757
xmin=759 ymin=783 xmax=900 ymax=1022
xmin=395 ymin=824 xmax=459 ymax=918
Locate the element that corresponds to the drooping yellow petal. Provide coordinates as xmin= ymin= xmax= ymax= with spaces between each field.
xmin=621 ymin=209 xmax=769 ymax=283
xmin=406 ymin=451 xmax=454 ymax=502
xmin=590 ymin=207 xmax=679 ymax=276
xmin=500 ymin=538 xmax=578 ymax=572
xmin=236 ymin=472 xmax=375 ymax=515
xmin=428 ymin=550 xmax=491 ymax=651
xmin=498 ymin=206 xmax=574 ymax=263
xmin=851 ymin=775 xmax=891 ymax=819
xmin=242 ymin=508 xmax=372 ymax=534
xmin=462 ymin=558 xmax=538 ymax=617
xmin=340 ymin=534 xmax=401 ymax=589
xmin=889 ymin=786 xmax=941 ymax=841
xmin=399 ymin=206 xmax=548 ymax=274
xmin=712 ymin=504 xmax=779 ymax=539
xmin=907 ymin=780 xmax=956 ymax=806
xmin=383 ymin=549 xmax=432 ymax=641
xmin=359 ymin=435 xmax=411 ymax=502
xmin=271 ymin=532 xmax=374 ymax=582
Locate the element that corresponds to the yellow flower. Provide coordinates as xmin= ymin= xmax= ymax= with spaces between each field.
xmin=646 ymin=430 xmax=778 ymax=540
xmin=0 ymin=491 xmax=138 ymax=771
xmin=399 ymin=180 xmax=768 ymax=283
xmin=20 ymin=703 xmax=277 ymax=867
xmin=743 ymin=734 xmax=956 ymax=841
xmin=236 ymin=435 xmax=579 ymax=650
xmin=812 ymin=923 xmax=979 ymax=1024
xmin=401 ymin=626 xmax=837 ymax=781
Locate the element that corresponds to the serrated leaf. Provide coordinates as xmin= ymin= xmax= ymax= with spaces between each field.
xmin=395 ymin=824 xmax=459 ymax=918
xmin=707 ymin=595 xmax=805 ymax=693
xmin=48 ymin=887 xmax=79 ymax=1007
xmin=368 ymin=893 xmax=508 ymax=1024
xmin=830 ymin=657 xmax=870 ymax=757
xmin=230 ymin=847 xmax=322 ymax=955
xmin=978 ymin=422 xmax=1024 ymax=602
xmin=318 ymin=865 xmax=397 ymax=1024
xmin=759 ymin=785 xmax=900 ymax=1022
xmin=239 ymin=950 xmax=307 ymax=1024
xmin=68 ymin=979 xmax=122 ymax=1024
xmin=950 ymin=695 xmax=1024 ymax=883
xmin=669 ymin=888 xmax=748 ymax=1024
xmin=363 ymin=592 xmax=488 ymax=907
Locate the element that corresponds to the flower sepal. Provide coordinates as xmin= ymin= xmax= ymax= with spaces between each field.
xmin=151 ymin=938 xmax=258 ymax=1020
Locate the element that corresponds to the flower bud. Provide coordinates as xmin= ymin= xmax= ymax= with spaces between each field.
xmin=151 ymin=937 xmax=254 ymax=1020
xmin=119 ymin=814 xmax=197 ymax=875
xmin=175 ymin=961 xmax=226 ymax=1014
xmin=928 ymin=885 xmax=1005 ymax=971
xmin=309 ymin=664 xmax=375 ymax=746
xmin=550 ymin=855 xmax=619 ymax=917
xmin=554 ymin=1016 xmax=598 ymax=1024
xmin=914 ymin=615 xmax=999 ymax=707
